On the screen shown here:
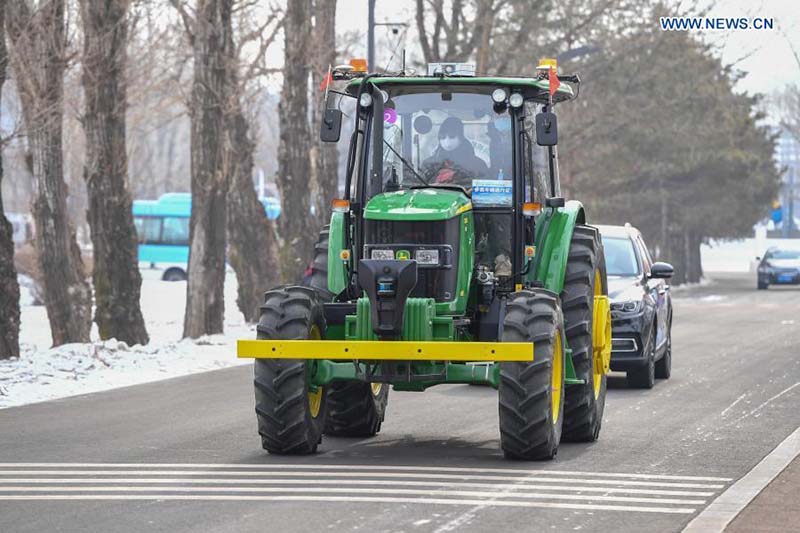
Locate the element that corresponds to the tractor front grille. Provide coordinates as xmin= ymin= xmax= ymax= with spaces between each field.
xmin=365 ymin=218 xmax=461 ymax=303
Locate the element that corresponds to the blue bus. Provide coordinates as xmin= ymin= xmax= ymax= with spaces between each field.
xmin=133 ymin=192 xmax=280 ymax=281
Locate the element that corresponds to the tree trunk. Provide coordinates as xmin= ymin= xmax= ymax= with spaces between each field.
xmin=276 ymin=0 xmax=315 ymax=282
xmin=311 ymin=0 xmax=339 ymax=222
xmin=687 ymin=231 xmax=703 ymax=283
xmin=79 ymin=0 xmax=149 ymax=345
xmin=0 ymin=5 xmax=21 ymax=359
xmin=226 ymin=106 xmax=281 ymax=323
xmin=183 ymin=0 xmax=232 ymax=338
xmin=474 ymin=0 xmax=494 ymax=74
xmin=668 ymin=227 xmax=687 ymax=285
xmin=6 ymin=0 xmax=92 ymax=346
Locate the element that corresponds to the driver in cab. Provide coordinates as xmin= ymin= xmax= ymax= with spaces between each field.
xmin=422 ymin=117 xmax=489 ymax=189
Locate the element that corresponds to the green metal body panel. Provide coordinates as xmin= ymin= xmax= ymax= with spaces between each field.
xmin=345 ymin=297 xmax=455 ymax=342
xmin=364 ymin=190 xmax=474 ymax=315
xmin=309 ymin=352 xmax=578 ymax=389
xmin=364 ymin=189 xmax=471 ymax=221
xmin=529 ymin=200 xmax=586 ymax=294
xmin=311 ymin=361 xmax=499 ymax=390
xmin=327 ymin=211 xmax=348 ymax=295
xmin=347 ymin=76 xmax=575 ymax=103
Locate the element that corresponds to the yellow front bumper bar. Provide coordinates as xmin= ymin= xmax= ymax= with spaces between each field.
xmin=237 ymin=340 xmax=533 ymax=362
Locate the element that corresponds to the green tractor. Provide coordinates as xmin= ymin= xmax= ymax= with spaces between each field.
xmin=238 ymin=59 xmax=612 ymax=460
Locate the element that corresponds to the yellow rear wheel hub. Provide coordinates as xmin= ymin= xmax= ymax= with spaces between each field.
xmin=551 ymin=333 xmax=563 ymax=424
xmin=371 ymin=383 xmax=383 ymax=396
xmin=592 ymin=270 xmax=612 ymax=398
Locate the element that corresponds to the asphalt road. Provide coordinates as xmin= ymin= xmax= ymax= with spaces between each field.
xmin=1 ymin=272 xmax=799 ymax=533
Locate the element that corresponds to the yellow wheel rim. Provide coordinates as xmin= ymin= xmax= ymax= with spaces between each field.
xmin=371 ymin=383 xmax=383 ymax=396
xmin=592 ymin=269 xmax=611 ymax=399
xmin=308 ymin=387 xmax=323 ymax=418
xmin=308 ymin=325 xmax=323 ymax=418
xmin=551 ymin=332 xmax=563 ymax=424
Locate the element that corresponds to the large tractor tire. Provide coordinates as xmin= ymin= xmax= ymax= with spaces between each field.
xmin=324 ymin=382 xmax=389 ymax=437
xmin=499 ymin=289 xmax=566 ymax=460
xmin=254 ymin=286 xmax=327 ymax=454
xmin=561 ymin=225 xmax=608 ymax=442
xmin=307 ymin=225 xmax=334 ymax=301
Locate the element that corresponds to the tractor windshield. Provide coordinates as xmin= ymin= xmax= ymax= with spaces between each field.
xmin=366 ymin=86 xmax=513 ymax=203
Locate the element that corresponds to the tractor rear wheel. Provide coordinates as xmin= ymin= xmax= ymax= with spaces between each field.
xmin=307 ymin=225 xmax=334 ymax=301
xmin=324 ymin=382 xmax=389 ymax=437
xmin=499 ymin=289 xmax=566 ymax=460
xmin=254 ymin=286 xmax=327 ymax=454
xmin=561 ymin=225 xmax=608 ymax=442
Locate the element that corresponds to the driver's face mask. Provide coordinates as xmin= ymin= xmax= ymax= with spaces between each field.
xmin=439 ymin=135 xmax=461 ymax=152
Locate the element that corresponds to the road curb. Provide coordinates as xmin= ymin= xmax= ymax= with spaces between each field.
xmin=682 ymin=424 xmax=800 ymax=532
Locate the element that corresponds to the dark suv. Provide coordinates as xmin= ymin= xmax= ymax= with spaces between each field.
xmin=596 ymin=224 xmax=674 ymax=389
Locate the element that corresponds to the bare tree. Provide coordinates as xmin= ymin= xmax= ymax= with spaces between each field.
xmin=0 ymin=3 xmax=21 ymax=359
xmin=6 ymin=0 xmax=92 ymax=346
xmin=79 ymin=0 xmax=149 ymax=345
xmin=177 ymin=0 xmax=232 ymax=338
xmin=310 ymin=0 xmax=339 ymax=221
xmin=276 ymin=0 xmax=316 ymax=280
xmin=225 ymin=5 xmax=282 ymax=322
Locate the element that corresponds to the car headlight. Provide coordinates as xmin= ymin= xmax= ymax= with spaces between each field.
xmin=414 ymin=249 xmax=440 ymax=266
xmin=370 ymin=249 xmax=395 ymax=260
xmin=610 ymin=300 xmax=643 ymax=313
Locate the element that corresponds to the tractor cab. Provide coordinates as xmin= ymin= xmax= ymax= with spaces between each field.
xmin=320 ymin=62 xmax=576 ymax=330
xmin=240 ymin=60 xmax=612 ymax=461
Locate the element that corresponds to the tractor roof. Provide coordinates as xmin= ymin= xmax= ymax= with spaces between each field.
xmin=346 ymin=76 xmax=575 ymax=104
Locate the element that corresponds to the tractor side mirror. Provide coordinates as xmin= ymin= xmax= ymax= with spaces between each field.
xmin=650 ymin=262 xmax=674 ymax=279
xmin=320 ymin=108 xmax=343 ymax=143
xmin=535 ymin=112 xmax=558 ymax=146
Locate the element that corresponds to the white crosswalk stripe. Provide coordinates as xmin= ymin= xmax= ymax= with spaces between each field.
xmin=0 ymin=463 xmax=730 ymax=515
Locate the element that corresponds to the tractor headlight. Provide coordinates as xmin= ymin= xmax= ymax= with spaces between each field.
xmin=359 ymin=92 xmax=373 ymax=108
xmin=491 ymin=88 xmax=507 ymax=104
xmin=370 ymin=249 xmax=395 ymax=260
xmin=414 ymin=249 xmax=440 ymax=266
xmin=509 ymin=93 xmax=524 ymax=108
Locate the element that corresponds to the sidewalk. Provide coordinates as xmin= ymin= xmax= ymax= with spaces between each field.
xmin=725 ymin=453 xmax=800 ymax=532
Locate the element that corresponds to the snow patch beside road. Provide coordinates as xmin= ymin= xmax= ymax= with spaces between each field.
xmin=1 ymin=272 xmax=253 ymax=409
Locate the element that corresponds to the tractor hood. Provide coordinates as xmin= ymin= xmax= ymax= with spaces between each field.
xmin=363 ymin=188 xmax=472 ymax=221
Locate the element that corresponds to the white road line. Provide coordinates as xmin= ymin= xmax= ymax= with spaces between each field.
xmin=0 ymin=494 xmax=697 ymax=513
xmin=0 ymin=486 xmax=706 ymax=505
xmin=683 ymin=424 xmax=800 ymax=532
xmin=0 ymin=470 xmax=726 ymax=488
xmin=0 ymin=478 xmax=716 ymax=496
xmin=0 ymin=463 xmax=732 ymax=482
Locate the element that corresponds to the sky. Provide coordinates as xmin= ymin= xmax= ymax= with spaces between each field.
xmin=334 ymin=0 xmax=800 ymax=97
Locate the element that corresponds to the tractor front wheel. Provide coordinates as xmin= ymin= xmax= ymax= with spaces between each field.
xmin=254 ymin=286 xmax=327 ymax=454
xmin=499 ymin=289 xmax=566 ymax=460
xmin=325 ymin=382 xmax=389 ymax=437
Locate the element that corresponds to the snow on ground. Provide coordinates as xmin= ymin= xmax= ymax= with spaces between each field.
xmin=0 ymin=269 xmax=253 ymax=409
